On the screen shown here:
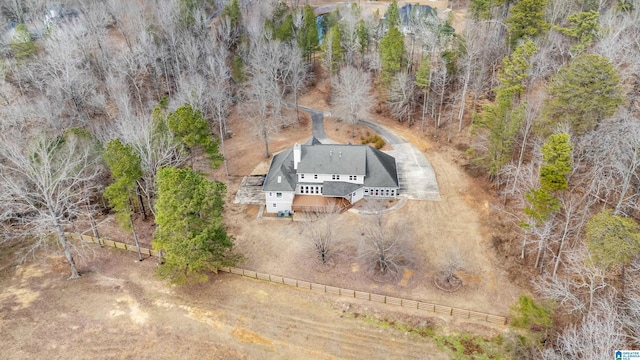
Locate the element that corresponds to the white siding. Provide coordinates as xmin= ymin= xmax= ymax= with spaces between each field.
xmin=264 ymin=191 xmax=295 ymax=213
xmin=297 ymin=173 xmax=364 ymax=184
xmin=364 ymin=187 xmax=398 ymax=198
xmin=351 ymin=187 xmax=365 ymax=203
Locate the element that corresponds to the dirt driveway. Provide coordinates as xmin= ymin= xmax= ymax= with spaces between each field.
xmin=0 ymin=250 xmax=449 ymax=359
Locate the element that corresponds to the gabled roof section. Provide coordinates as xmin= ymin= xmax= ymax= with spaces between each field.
xmin=262 ymin=148 xmax=296 ymax=192
xmin=322 ymin=182 xmax=363 ymax=197
xmin=297 ymin=144 xmax=366 ymax=175
xmin=364 ymin=147 xmax=399 ymax=188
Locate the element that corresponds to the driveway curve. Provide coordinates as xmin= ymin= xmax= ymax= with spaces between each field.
xmin=298 ymin=106 xmax=440 ymax=200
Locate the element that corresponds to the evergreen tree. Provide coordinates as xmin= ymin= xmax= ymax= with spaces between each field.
xmin=586 ymin=210 xmax=640 ymax=270
xmin=497 ymin=40 xmax=538 ymax=98
xmin=323 ymin=25 xmax=343 ymax=72
xmin=356 ymin=19 xmax=369 ymax=63
xmin=505 ymin=0 xmax=549 ymax=46
xmin=298 ymin=5 xmax=319 ymax=62
xmin=379 ymin=26 xmax=404 ymax=83
xmin=10 ymin=24 xmax=37 ymax=59
xmin=103 ymin=139 xmax=143 ymax=228
xmin=385 ymin=0 xmax=401 ymax=29
xmin=472 ymin=41 xmax=537 ymax=179
xmin=542 ymin=54 xmax=622 ymax=135
xmin=167 ymin=104 xmax=223 ymax=168
xmin=153 ymin=167 xmax=239 ymax=284
xmin=469 ymin=0 xmax=492 ymax=20
xmin=554 ymin=10 xmax=600 ymax=53
xmin=473 ymin=94 xmax=525 ymax=178
xmin=415 ymin=56 xmax=431 ymax=132
xmin=524 ymin=133 xmax=573 ymax=225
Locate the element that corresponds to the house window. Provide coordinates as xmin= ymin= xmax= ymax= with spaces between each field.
xmin=276 ymin=192 xmax=282 ymax=198
xmin=386 ymin=189 xmax=390 ymax=196
xmin=364 ymin=188 xmax=369 ymax=194
xmin=314 ymin=174 xmax=318 ymax=179
xmin=332 ymin=175 xmax=336 ymax=180
xmin=391 ymin=190 xmax=395 ymax=196
xmin=272 ymin=203 xmax=276 ymax=208
xmin=269 ymin=192 xmax=272 ymax=196
xmin=301 ymin=174 xmax=305 ymax=179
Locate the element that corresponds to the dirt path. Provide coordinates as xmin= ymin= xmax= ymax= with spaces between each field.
xmin=0 ymin=250 xmax=448 ymax=359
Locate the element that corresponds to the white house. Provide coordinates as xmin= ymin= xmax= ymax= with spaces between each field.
xmin=262 ymin=139 xmax=399 ymax=214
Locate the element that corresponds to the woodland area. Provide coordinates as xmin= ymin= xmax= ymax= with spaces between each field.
xmin=0 ymin=0 xmax=639 ymax=358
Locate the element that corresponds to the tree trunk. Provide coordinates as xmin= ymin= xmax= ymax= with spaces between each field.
xmin=421 ymin=90 xmax=427 ymax=133
xmin=87 ymin=203 xmax=101 ymax=247
xmin=262 ymin=125 xmax=270 ymax=158
xmin=137 ymin=189 xmax=147 ymax=220
xmin=130 ymin=215 xmax=143 ymax=261
xmin=521 ymin=231 xmax=527 ymax=259
xmin=219 ymin=116 xmax=229 ymax=177
xmin=457 ymin=62 xmax=471 ymax=132
xmin=55 ymin=222 xmax=81 ymax=279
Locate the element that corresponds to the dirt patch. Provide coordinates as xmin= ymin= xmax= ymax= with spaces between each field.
xmin=0 ymin=248 xmax=448 ymax=359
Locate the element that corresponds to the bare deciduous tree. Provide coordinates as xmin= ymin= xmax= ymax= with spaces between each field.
xmin=301 ymin=204 xmax=339 ymax=265
xmin=434 ymin=248 xmax=467 ymax=291
xmin=554 ymin=296 xmax=625 ymax=360
xmin=387 ymin=71 xmax=416 ymax=125
xmin=0 ymin=131 xmax=103 ymax=278
xmin=358 ymin=202 xmax=411 ymax=280
xmin=331 ymin=66 xmax=375 ymax=138
xmin=534 ymin=248 xmax=609 ymax=315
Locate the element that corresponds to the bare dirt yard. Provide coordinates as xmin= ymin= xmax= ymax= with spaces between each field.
xmin=1 ymin=248 xmax=459 ymax=359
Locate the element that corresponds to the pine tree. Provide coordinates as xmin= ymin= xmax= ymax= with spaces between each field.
xmin=554 ymin=10 xmax=600 ymax=53
xmin=415 ymin=56 xmax=431 ymax=132
xmin=505 ymin=0 xmax=549 ymax=46
xmin=524 ymin=133 xmax=573 ymax=225
xmin=103 ymin=139 xmax=143 ymax=228
xmin=298 ymin=5 xmax=319 ymax=62
xmin=385 ymin=0 xmax=401 ymax=29
xmin=586 ymin=210 xmax=640 ymax=271
xmin=153 ymin=167 xmax=239 ymax=284
xmin=167 ymin=104 xmax=222 ymax=168
xmin=542 ymin=54 xmax=622 ymax=135
xmin=380 ymin=26 xmax=404 ymax=84
xmin=497 ymin=40 xmax=538 ymax=98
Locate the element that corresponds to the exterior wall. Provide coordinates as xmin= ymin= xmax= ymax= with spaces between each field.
xmin=296 ymin=183 xmax=323 ymax=195
xmin=363 ymin=187 xmax=399 ymax=198
xmin=265 ymin=191 xmax=295 ymax=213
xmin=297 ymin=173 xmax=364 ymax=185
xmin=351 ymin=187 xmax=365 ymax=204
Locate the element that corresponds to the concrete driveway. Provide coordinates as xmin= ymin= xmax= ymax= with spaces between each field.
xmin=361 ymin=120 xmax=440 ymax=200
xmin=299 ymin=106 xmax=440 ymax=200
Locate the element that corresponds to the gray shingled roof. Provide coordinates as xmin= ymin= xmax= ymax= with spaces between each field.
xmin=364 ymin=147 xmax=399 ymax=188
xmin=297 ymin=144 xmax=366 ymax=175
xmin=263 ymin=143 xmax=399 ymax=193
xmin=262 ymin=148 xmax=296 ymax=192
xmin=322 ymin=181 xmax=363 ymax=197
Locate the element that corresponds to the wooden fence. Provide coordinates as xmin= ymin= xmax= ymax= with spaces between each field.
xmin=69 ymin=232 xmax=509 ymax=325
xmin=67 ymin=233 xmax=160 ymax=257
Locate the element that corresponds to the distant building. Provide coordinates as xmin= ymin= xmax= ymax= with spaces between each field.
xmin=263 ymin=139 xmax=399 ymax=213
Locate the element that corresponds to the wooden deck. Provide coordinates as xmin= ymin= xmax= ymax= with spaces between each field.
xmin=292 ymin=196 xmax=351 ymax=213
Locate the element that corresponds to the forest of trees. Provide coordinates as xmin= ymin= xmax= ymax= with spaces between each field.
xmin=0 ymin=0 xmax=638 ymax=357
